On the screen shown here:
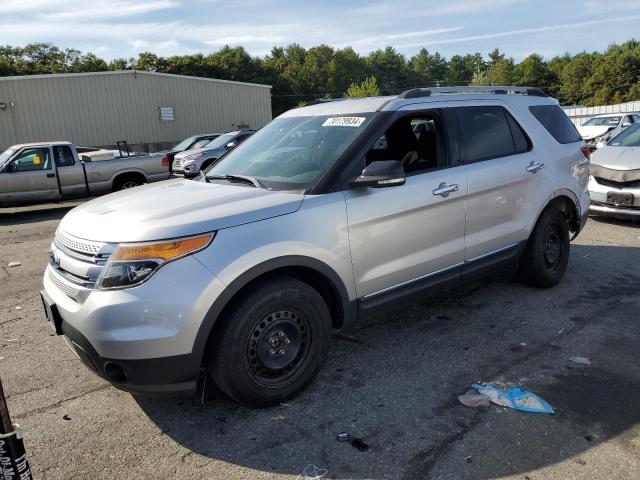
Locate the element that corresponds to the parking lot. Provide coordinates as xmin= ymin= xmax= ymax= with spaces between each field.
xmin=1 ymin=203 xmax=639 ymax=479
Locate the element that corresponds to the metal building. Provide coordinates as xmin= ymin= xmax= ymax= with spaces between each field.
xmin=0 ymin=70 xmax=272 ymax=151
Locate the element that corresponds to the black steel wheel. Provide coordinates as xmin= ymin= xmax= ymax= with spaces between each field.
xmin=208 ymin=276 xmax=331 ymax=407
xmin=519 ymin=207 xmax=570 ymax=287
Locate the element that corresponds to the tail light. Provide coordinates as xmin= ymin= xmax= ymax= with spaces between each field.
xmin=580 ymin=146 xmax=590 ymax=160
xmin=161 ymin=155 xmax=169 ymax=167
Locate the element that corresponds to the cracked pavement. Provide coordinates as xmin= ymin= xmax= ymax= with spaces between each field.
xmin=0 ymin=202 xmax=639 ymax=479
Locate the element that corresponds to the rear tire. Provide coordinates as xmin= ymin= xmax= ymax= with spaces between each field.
xmin=207 ymin=276 xmax=332 ymax=407
xmin=519 ymin=207 xmax=570 ymax=287
xmin=113 ymin=174 xmax=144 ymax=191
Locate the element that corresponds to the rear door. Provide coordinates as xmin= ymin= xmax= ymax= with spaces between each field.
xmin=0 ymin=146 xmax=60 ymax=205
xmin=53 ymin=145 xmax=87 ymax=198
xmin=456 ymin=104 xmax=554 ymax=261
xmin=344 ymin=107 xmax=468 ymax=301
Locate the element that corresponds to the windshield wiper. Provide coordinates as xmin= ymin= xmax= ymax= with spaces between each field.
xmin=205 ymin=174 xmax=263 ymax=188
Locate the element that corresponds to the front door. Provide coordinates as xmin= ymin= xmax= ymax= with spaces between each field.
xmin=344 ymin=108 xmax=467 ymax=301
xmin=0 ymin=147 xmax=60 ymax=206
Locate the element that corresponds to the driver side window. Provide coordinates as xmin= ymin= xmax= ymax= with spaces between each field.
xmin=365 ymin=113 xmax=446 ymax=174
xmin=10 ymin=148 xmax=52 ymax=172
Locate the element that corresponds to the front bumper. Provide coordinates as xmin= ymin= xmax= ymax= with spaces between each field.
xmin=589 ymin=203 xmax=640 ymax=218
xmin=588 ymin=176 xmax=640 ymax=219
xmin=42 ymin=255 xmax=226 ymax=393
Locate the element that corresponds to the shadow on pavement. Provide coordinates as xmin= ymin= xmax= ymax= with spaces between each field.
xmin=0 ymin=205 xmax=77 ymax=226
xmin=135 ymin=243 xmax=640 ymax=479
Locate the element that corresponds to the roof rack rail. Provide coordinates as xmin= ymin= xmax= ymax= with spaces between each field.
xmin=303 ymin=97 xmax=347 ymax=107
xmin=397 ymin=86 xmax=548 ymax=99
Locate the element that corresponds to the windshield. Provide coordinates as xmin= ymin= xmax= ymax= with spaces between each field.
xmin=204 ymin=114 xmax=373 ymax=191
xmin=583 ymin=116 xmax=621 ymax=127
xmin=608 ymin=123 xmax=640 ymax=147
xmin=0 ymin=147 xmax=15 ymax=165
xmin=173 ymin=136 xmax=198 ymax=152
xmin=204 ymin=133 xmax=236 ymax=149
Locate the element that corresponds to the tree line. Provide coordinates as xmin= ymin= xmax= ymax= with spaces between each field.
xmin=1 ymin=40 xmax=639 ymax=115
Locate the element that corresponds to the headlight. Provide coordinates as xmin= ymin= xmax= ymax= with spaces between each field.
xmin=96 ymin=234 xmax=214 ymax=289
xmin=183 ymin=152 xmax=205 ymax=161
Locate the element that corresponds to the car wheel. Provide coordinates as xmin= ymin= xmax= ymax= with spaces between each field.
xmin=208 ymin=276 xmax=332 ymax=407
xmin=113 ymin=175 xmax=143 ymax=191
xmin=519 ymin=207 xmax=570 ymax=287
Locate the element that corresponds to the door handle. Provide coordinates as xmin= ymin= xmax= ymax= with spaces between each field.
xmin=432 ymin=182 xmax=460 ymax=197
xmin=46 ymin=173 xmax=56 ymax=178
xmin=526 ymin=162 xmax=544 ymax=174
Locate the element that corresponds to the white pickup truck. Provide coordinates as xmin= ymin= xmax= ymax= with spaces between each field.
xmin=0 ymin=141 xmax=170 ymax=207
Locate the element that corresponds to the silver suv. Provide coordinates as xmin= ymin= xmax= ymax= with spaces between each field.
xmin=41 ymin=86 xmax=590 ymax=406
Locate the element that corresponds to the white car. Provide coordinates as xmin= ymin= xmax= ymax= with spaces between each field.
xmin=577 ymin=113 xmax=640 ymax=150
xmin=589 ymin=123 xmax=640 ymax=219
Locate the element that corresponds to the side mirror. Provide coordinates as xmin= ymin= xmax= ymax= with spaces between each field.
xmin=350 ymin=160 xmax=406 ymax=188
xmin=3 ymin=163 xmax=13 ymax=173
xmin=226 ymin=141 xmax=237 ymax=149
xmin=622 ymin=122 xmax=631 ymax=128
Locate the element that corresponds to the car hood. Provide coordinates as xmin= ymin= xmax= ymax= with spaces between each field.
xmin=577 ymin=125 xmax=614 ymax=140
xmin=59 ymin=179 xmax=304 ymax=243
xmin=174 ymin=146 xmax=223 ymax=160
xmin=591 ymin=146 xmax=640 ymax=171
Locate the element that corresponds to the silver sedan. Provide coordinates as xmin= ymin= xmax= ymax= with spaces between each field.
xmin=589 ymin=123 xmax=640 ymax=219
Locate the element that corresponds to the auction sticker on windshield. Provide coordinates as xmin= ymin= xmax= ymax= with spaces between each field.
xmin=322 ymin=117 xmax=366 ymax=127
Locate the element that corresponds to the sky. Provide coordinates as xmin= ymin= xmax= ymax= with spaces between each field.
xmin=0 ymin=0 xmax=638 ymax=61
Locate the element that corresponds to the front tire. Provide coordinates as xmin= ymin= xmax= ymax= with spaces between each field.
xmin=519 ymin=207 xmax=570 ymax=287
xmin=208 ymin=276 xmax=332 ymax=407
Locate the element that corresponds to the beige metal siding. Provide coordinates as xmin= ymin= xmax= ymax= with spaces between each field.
xmin=0 ymin=71 xmax=272 ymax=150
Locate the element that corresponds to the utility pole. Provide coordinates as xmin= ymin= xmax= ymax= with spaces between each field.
xmin=0 ymin=377 xmax=33 ymax=479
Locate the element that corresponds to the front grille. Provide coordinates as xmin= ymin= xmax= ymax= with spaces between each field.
xmin=55 ymin=230 xmax=104 ymax=255
xmin=49 ymin=270 xmax=80 ymax=300
xmin=50 ymin=230 xmax=114 ymax=289
xmin=593 ymin=176 xmax=640 ymax=189
xmin=173 ymin=158 xmax=183 ymax=169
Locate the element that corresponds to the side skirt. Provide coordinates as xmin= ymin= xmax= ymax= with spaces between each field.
xmin=357 ymin=241 xmax=526 ymax=317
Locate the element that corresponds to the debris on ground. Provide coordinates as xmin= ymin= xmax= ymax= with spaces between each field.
xmin=336 ymin=432 xmax=350 ymax=442
xmin=464 ymin=455 xmax=473 ymax=464
xmin=15 ymin=306 xmax=22 ymax=310
xmin=459 ymin=383 xmax=554 ymax=414
xmin=458 ymin=389 xmax=490 ymax=408
xmin=557 ymin=328 xmax=565 ymax=335
xmin=296 ymin=464 xmax=328 ymax=479
xmin=350 ymin=438 xmax=370 ymax=452
xmin=569 ymin=356 xmax=592 ymax=365
xmin=7 ymin=261 xmax=21 ymax=267
xmin=63 ymin=415 xmax=71 ymax=421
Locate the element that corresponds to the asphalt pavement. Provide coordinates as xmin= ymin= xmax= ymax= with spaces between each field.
xmin=0 ymin=203 xmax=639 ymax=479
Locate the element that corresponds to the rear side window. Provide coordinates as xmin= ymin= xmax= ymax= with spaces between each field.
xmin=529 ymin=105 xmax=582 ymax=144
xmin=54 ymin=146 xmax=75 ymax=167
xmin=455 ymin=106 xmax=529 ymax=163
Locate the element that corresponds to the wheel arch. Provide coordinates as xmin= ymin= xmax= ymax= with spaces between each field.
xmin=111 ymin=170 xmax=147 ymax=190
xmin=536 ymin=189 xmax=581 ymax=237
xmin=192 ymin=256 xmax=356 ymax=364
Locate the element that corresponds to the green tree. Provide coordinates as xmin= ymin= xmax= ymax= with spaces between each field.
xmin=409 ymin=49 xmax=448 ymax=86
xmin=513 ymin=54 xmax=550 ymax=87
xmin=366 ymin=47 xmax=410 ymax=93
xmin=346 ymin=76 xmax=381 ymax=97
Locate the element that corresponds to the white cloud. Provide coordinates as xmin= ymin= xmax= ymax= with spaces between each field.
xmin=0 ymin=0 xmax=179 ymax=20
xmin=396 ymin=15 xmax=640 ymax=48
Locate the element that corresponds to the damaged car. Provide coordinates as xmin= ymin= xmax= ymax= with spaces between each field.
xmin=578 ymin=113 xmax=640 ymax=151
xmin=589 ymin=123 xmax=640 ymax=219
